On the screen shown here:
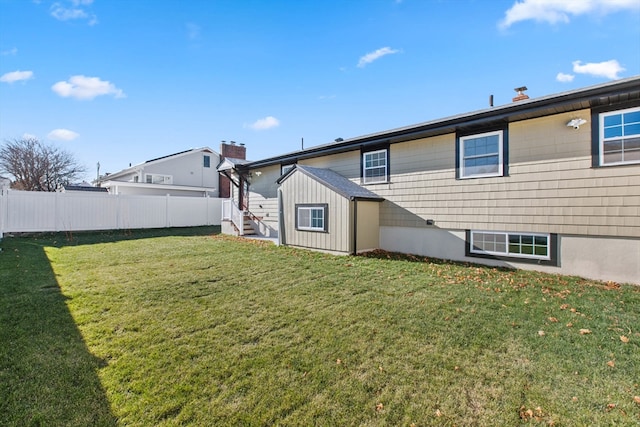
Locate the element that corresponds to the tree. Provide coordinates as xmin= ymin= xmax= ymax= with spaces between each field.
xmin=0 ymin=138 xmax=86 ymax=191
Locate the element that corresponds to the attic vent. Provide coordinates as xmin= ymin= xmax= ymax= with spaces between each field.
xmin=512 ymin=86 xmax=529 ymax=102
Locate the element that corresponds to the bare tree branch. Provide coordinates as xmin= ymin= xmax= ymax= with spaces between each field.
xmin=0 ymin=138 xmax=86 ymax=191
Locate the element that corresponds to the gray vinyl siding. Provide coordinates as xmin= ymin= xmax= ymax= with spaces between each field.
xmin=373 ymin=111 xmax=640 ymax=238
xmin=302 ymin=151 xmax=361 ymax=180
xmin=281 ymin=171 xmax=351 ymax=253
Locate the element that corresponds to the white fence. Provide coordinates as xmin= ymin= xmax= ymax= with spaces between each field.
xmin=0 ymin=190 xmax=222 ymax=237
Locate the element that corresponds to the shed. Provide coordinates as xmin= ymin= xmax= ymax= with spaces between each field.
xmin=277 ymin=165 xmax=384 ymax=254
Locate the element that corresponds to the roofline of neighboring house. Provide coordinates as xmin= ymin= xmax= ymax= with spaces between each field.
xmin=101 ymin=180 xmax=216 ymax=193
xmin=100 ymin=147 xmax=218 ymax=182
xmin=244 ymin=75 xmax=640 ymax=169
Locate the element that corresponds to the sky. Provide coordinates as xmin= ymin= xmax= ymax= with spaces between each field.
xmin=1 ymin=0 xmax=639 ymax=181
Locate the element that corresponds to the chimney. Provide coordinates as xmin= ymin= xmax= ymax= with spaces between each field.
xmin=219 ymin=140 xmax=247 ymax=199
xmin=512 ymin=86 xmax=529 ymax=102
xmin=220 ymin=140 xmax=246 ymax=161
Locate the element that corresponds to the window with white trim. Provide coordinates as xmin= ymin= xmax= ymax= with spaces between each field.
xmin=363 ymin=149 xmax=388 ymax=184
xmin=145 ymin=174 xmax=172 ymax=184
xmin=204 ymin=155 xmax=211 ymax=168
xmin=459 ymin=130 xmax=504 ymax=178
xmin=296 ymin=204 xmax=327 ymax=232
xmin=599 ymin=106 xmax=640 ymax=166
xmin=470 ymin=231 xmax=550 ymax=260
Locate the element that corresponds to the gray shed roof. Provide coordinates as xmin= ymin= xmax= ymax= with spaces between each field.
xmin=278 ymin=165 xmax=384 ymax=202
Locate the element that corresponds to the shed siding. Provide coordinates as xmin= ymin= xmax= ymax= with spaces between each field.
xmin=281 ymin=171 xmax=350 ymax=253
xmin=356 ymin=200 xmax=380 ymax=253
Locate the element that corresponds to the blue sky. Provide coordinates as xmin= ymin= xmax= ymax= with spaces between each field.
xmin=1 ymin=0 xmax=639 ymax=180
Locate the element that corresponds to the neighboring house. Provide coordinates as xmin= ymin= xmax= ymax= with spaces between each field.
xmin=219 ymin=76 xmax=640 ymax=284
xmin=60 ymin=181 xmax=109 ymax=193
xmin=99 ymin=147 xmax=220 ymax=197
xmin=0 ymin=176 xmax=10 ymax=193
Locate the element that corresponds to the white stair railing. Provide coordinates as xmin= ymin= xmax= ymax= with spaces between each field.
xmin=222 ymin=198 xmax=246 ymax=236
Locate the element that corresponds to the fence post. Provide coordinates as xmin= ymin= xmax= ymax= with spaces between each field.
xmin=0 ymin=190 xmax=5 ymax=238
xmin=166 ymin=194 xmax=170 ymax=228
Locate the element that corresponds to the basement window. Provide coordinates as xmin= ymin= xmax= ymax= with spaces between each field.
xmin=296 ymin=204 xmax=328 ymax=232
xmin=468 ymin=230 xmax=557 ymax=265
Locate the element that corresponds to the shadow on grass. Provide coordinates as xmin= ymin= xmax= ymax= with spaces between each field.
xmin=8 ymin=225 xmax=221 ymax=248
xmin=0 ymin=238 xmax=118 ymax=426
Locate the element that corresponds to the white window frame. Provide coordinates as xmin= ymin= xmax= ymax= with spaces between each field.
xmin=363 ymin=149 xmax=388 ymax=184
xmin=296 ymin=205 xmax=326 ymax=232
xmin=145 ymin=173 xmax=173 ymax=184
xmin=459 ymin=130 xmax=504 ymax=179
xmin=599 ymin=106 xmax=640 ymax=166
xmin=204 ymin=155 xmax=211 ymax=168
xmin=470 ymin=231 xmax=551 ymax=261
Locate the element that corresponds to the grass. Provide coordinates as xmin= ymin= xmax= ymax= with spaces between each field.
xmin=1 ymin=227 xmax=639 ymax=426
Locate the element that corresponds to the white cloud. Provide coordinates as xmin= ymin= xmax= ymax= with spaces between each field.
xmin=247 ymin=116 xmax=280 ymax=130
xmin=572 ymin=60 xmax=625 ymax=79
xmin=48 ymin=128 xmax=80 ymax=141
xmin=51 ymin=1 xmax=97 ymax=25
xmin=52 ymin=75 xmax=126 ymax=100
xmin=0 ymin=70 xmax=34 ymax=83
xmin=357 ymin=47 xmax=400 ymax=68
xmin=556 ymin=72 xmax=574 ymax=82
xmin=499 ymin=0 xmax=640 ymax=29
xmin=1 ymin=47 xmax=18 ymax=55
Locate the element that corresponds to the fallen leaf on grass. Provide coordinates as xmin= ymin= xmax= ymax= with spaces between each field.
xmin=435 ymin=409 xmax=443 ymax=417
xmin=620 ymin=335 xmax=629 ymax=343
xmin=538 ymin=330 xmax=545 ymax=336
xmin=579 ymin=329 xmax=592 ymax=335
xmin=606 ymin=403 xmax=616 ymax=411
xmin=566 ymin=322 xmax=573 ymax=327
xmin=634 ymin=396 xmax=640 ymax=404
xmin=375 ymin=402 xmax=384 ymax=412
xmin=604 ymin=281 xmax=621 ymax=290
xmin=336 ymin=359 xmax=342 ymax=365
xmin=548 ymin=317 xmax=558 ymax=322
xmin=607 ymin=360 xmax=615 ymax=367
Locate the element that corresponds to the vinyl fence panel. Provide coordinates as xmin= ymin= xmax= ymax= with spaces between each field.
xmin=0 ymin=190 xmax=222 ymax=237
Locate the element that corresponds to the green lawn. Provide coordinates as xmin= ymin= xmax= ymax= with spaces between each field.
xmin=1 ymin=227 xmax=639 ymax=426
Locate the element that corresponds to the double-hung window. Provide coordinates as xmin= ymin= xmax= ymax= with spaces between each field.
xmin=363 ymin=149 xmax=388 ymax=184
xmin=296 ymin=204 xmax=328 ymax=232
xmin=458 ymin=130 xmax=504 ymax=178
xmin=599 ymin=106 xmax=640 ymax=166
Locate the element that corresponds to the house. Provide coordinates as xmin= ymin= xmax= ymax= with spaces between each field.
xmin=0 ymin=176 xmax=10 ymax=193
xmin=60 ymin=181 xmax=109 ymax=193
xmin=98 ymin=147 xmax=220 ymax=197
xmin=219 ymin=76 xmax=640 ymax=284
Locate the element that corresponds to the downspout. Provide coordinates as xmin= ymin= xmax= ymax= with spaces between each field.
xmin=352 ymin=198 xmax=357 ymax=255
xmin=277 ymin=187 xmax=285 ymax=246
